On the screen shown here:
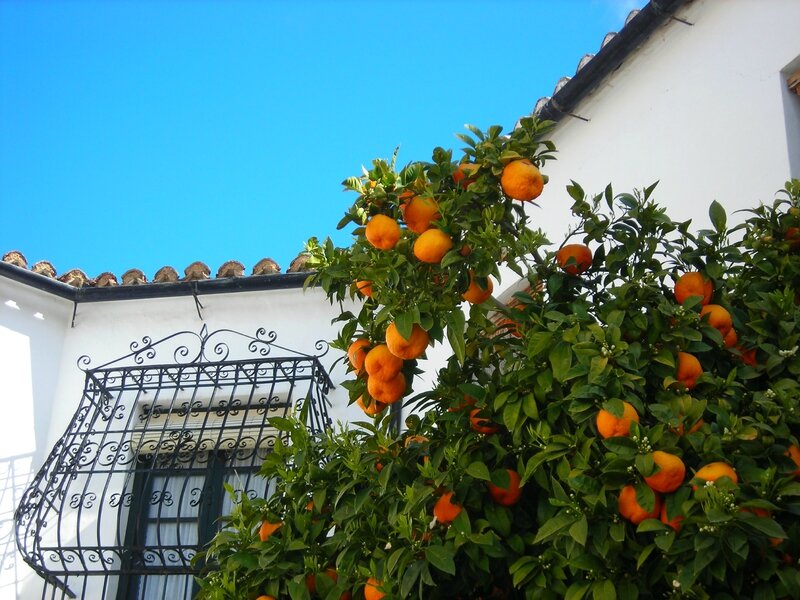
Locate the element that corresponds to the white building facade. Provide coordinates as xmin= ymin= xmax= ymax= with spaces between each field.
xmin=1 ymin=0 xmax=798 ymax=598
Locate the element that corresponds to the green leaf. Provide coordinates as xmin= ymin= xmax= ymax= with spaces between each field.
xmin=445 ymin=309 xmax=466 ymax=365
xmin=425 ymin=545 xmax=456 ymax=575
xmin=395 ymin=311 xmax=415 ymax=340
xmin=565 ymin=582 xmax=591 ymax=600
xmin=400 ymin=560 xmax=423 ymax=598
xmin=709 ymin=200 xmax=727 ymax=232
xmin=592 ymin=580 xmax=617 ymax=600
xmin=533 ymin=511 xmax=579 ymax=543
xmin=466 ymin=461 xmax=491 ymax=481
xmin=569 ymin=515 xmax=588 ymax=546
xmin=549 ymin=342 xmax=572 ymax=382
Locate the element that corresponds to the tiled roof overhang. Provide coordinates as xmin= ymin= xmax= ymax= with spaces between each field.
xmin=0 ymin=260 xmax=308 ymax=303
xmin=536 ymin=0 xmax=691 ymax=124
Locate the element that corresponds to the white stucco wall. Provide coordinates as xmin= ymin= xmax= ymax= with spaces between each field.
xmin=1 ymin=278 xmax=364 ymax=599
xmin=528 ymin=0 xmax=800 ymax=255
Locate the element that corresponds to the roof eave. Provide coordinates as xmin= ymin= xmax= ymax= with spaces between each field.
xmin=537 ymin=0 xmax=691 ymax=123
xmin=0 ymin=261 xmax=309 ymax=303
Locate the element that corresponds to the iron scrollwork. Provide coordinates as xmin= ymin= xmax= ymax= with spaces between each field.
xmin=15 ymin=327 xmax=333 ymax=599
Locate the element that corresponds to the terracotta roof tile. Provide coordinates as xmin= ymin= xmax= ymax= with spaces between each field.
xmin=122 ymin=268 xmax=148 ymax=285
xmin=58 ymin=268 xmax=91 ymax=288
xmin=95 ymin=272 xmax=119 ymax=287
xmin=287 ymin=253 xmax=313 ymax=273
xmin=153 ymin=266 xmax=178 ymax=283
xmin=252 ymin=258 xmax=280 ymax=275
xmin=216 ymin=260 xmax=245 ymax=278
xmin=183 ymin=261 xmax=210 ymax=281
xmin=31 ymin=261 xmax=56 ymax=278
xmin=2 ymin=250 xmax=27 ymax=269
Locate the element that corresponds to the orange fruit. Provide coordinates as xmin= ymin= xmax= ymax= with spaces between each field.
xmin=692 ymin=462 xmax=738 ymax=489
xmin=644 ymin=451 xmax=686 ymax=493
xmin=259 ymin=520 xmax=282 ymax=542
xmin=674 ymin=272 xmax=713 ymax=306
xmin=355 ymin=280 xmax=373 ymax=298
xmin=723 ymin=328 xmax=738 ymax=348
xmin=556 ymin=244 xmax=592 ymax=275
xmin=453 ymin=162 xmax=479 ymax=188
xmin=660 ymin=502 xmax=683 ymax=532
xmin=367 ymin=371 xmax=406 ymax=404
xmin=385 ymin=322 xmax=430 ymax=360
xmin=401 ymin=195 xmax=440 ymax=234
xmin=364 ymin=577 xmax=386 ymax=600
xmin=364 ymin=344 xmax=403 ymax=380
xmin=618 ymin=485 xmax=662 ymax=525
xmin=676 ymin=351 xmax=702 ymax=390
xmin=700 ymin=304 xmax=733 ymax=337
xmin=786 ymin=444 xmax=800 ymax=477
xmin=595 ymin=401 xmax=639 ymax=438
xmin=256 ymin=596 xmax=276 ymax=600
xmin=461 ymin=272 xmax=494 ymax=304
xmin=433 ymin=491 xmax=462 ymax=524
xmin=786 ymin=226 xmax=800 ymax=249
xmin=413 ymin=228 xmax=454 ymax=264
xmin=500 ymin=159 xmax=544 ymax=201
xmin=365 ymin=214 xmax=401 ymax=250
xmin=403 ymin=434 xmax=429 ymax=448
xmin=469 ymin=408 xmax=499 ymax=435
xmin=356 ymin=395 xmax=388 ymax=416
xmin=448 ymin=394 xmax=477 ymax=412
xmin=487 ymin=469 xmax=523 ymax=506
xmin=347 ymin=339 xmax=371 ymax=375
xmin=673 ymin=418 xmax=705 ymax=436
xmin=737 ymin=345 xmax=758 ymax=366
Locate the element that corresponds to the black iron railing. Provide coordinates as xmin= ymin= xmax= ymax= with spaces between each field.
xmin=15 ymin=327 xmax=332 ymax=599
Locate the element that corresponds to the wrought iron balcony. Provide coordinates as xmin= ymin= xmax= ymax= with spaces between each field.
xmin=15 ymin=327 xmax=333 ymax=599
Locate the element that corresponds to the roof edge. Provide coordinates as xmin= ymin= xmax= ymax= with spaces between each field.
xmin=537 ymin=0 xmax=691 ymax=123
xmin=0 ymin=261 xmax=310 ymax=303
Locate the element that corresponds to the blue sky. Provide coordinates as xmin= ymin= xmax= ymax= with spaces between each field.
xmin=0 ymin=0 xmax=645 ymax=279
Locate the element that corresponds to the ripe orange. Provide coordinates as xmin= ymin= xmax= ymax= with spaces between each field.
xmin=737 ymin=345 xmax=758 ymax=366
xmin=723 ymin=328 xmax=738 ymax=348
xmin=259 ymin=520 xmax=282 ymax=542
xmin=453 ymin=162 xmax=479 ymax=188
xmin=364 ymin=577 xmax=386 ymax=600
xmin=347 ymin=339 xmax=371 ymax=375
xmin=307 ymin=569 xmax=346 ymax=599
xmin=674 ymin=272 xmax=713 ymax=306
xmin=448 ymin=394 xmax=477 ymax=412
xmin=487 ymin=469 xmax=523 ymax=506
xmin=433 ymin=491 xmax=462 ymax=524
xmin=367 ymin=371 xmax=406 ymax=404
xmin=355 ymin=280 xmax=373 ymax=298
xmin=556 ymin=244 xmax=592 ymax=275
xmin=595 ymin=401 xmax=639 ymax=438
xmin=692 ymin=462 xmax=738 ymax=489
xmin=618 ymin=485 xmax=662 ymax=525
xmin=500 ymin=159 xmax=544 ymax=201
xmin=401 ymin=195 xmax=441 ymax=234
xmin=786 ymin=444 xmax=800 ymax=477
xmin=365 ymin=214 xmax=401 ymax=250
xmin=786 ymin=226 xmax=800 ymax=250
xmin=644 ymin=451 xmax=686 ymax=493
xmin=385 ymin=322 xmax=430 ymax=360
xmin=469 ymin=408 xmax=499 ymax=435
xmin=676 ymin=351 xmax=702 ymax=390
xmin=364 ymin=344 xmax=403 ymax=380
xmin=356 ymin=395 xmax=388 ymax=416
xmin=462 ymin=272 xmax=493 ymax=304
xmin=255 ymin=596 xmax=276 ymax=600
xmin=660 ymin=503 xmax=683 ymax=532
xmin=700 ymin=304 xmax=733 ymax=337
xmin=413 ymin=228 xmax=454 ymax=264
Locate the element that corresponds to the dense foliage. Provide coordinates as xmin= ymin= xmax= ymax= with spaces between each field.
xmin=197 ymin=120 xmax=800 ymax=600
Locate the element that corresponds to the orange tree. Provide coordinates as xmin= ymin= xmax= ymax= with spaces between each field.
xmin=196 ymin=120 xmax=800 ymax=599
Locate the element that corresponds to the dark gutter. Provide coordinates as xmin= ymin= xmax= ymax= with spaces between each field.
xmin=0 ymin=261 xmax=309 ymax=303
xmin=537 ymin=0 xmax=691 ymax=123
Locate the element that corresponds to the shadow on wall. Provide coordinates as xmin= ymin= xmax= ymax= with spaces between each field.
xmin=0 ymin=452 xmax=37 ymax=599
